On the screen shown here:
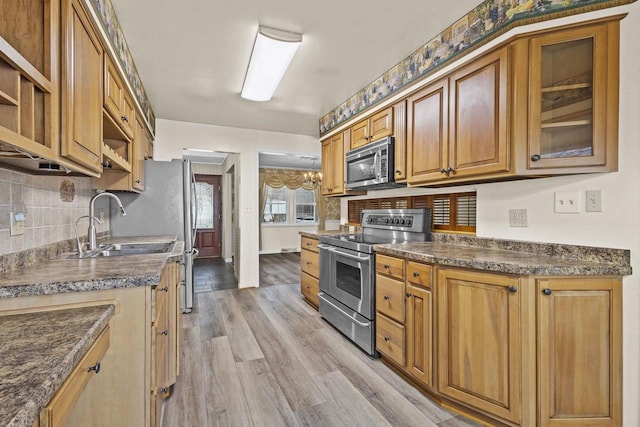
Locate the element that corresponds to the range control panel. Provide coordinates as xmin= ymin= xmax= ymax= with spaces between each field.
xmin=361 ymin=209 xmax=431 ymax=234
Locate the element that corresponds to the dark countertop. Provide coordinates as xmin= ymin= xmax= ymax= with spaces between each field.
xmin=374 ymin=239 xmax=632 ymax=276
xmin=299 ymin=230 xmax=348 ymax=239
xmin=0 ymin=236 xmax=184 ymax=299
xmin=0 ymin=305 xmax=115 ymax=427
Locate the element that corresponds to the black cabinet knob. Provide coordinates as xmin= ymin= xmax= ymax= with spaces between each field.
xmin=446 ymin=167 xmax=455 ymax=173
xmin=87 ymin=362 xmax=101 ymax=374
xmin=160 ymin=330 xmax=169 ymax=336
xmin=531 ymin=154 xmax=541 ymax=161
xmin=405 ymin=292 xmax=411 ymax=298
xmin=508 ymin=286 xmax=518 ymax=293
xmin=383 ymin=264 xmax=389 ymax=269
xmin=159 ymin=286 xmax=169 ymax=292
xmin=121 ymin=115 xmax=129 ymax=123
xmin=413 ymin=271 xmax=419 ymax=277
xmin=383 ymin=336 xmax=390 ymax=342
xmin=383 ymin=295 xmax=390 ymax=300
xmin=439 ymin=168 xmax=446 ymax=173
xmin=543 ymin=288 xmax=552 ymax=296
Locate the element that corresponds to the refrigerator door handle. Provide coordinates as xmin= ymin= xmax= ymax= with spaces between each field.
xmin=191 ymin=168 xmax=198 ymax=249
xmin=192 ymin=248 xmax=199 ymax=258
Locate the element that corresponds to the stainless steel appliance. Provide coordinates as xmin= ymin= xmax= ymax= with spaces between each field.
xmin=318 ymin=208 xmax=431 ymax=355
xmin=345 ymin=137 xmax=404 ymax=190
xmin=109 ymin=159 xmax=199 ymax=313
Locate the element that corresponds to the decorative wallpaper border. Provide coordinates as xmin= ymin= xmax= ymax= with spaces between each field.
xmin=87 ymin=0 xmax=156 ymax=135
xmin=319 ymin=0 xmax=636 ymax=136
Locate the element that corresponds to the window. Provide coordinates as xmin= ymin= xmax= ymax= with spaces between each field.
xmin=263 ymin=186 xmax=318 ymax=224
xmin=295 ymin=188 xmax=317 ymax=223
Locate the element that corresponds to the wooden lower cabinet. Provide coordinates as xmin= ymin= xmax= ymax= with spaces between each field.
xmin=373 ymin=254 xmax=622 ymax=427
xmin=0 ymin=261 xmax=181 ymax=427
xmin=537 ymin=278 xmax=621 ymax=427
xmin=437 ymin=268 xmax=522 ymax=424
xmin=40 ymin=326 xmax=111 ymax=427
xmin=299 ymin=236 xmax=320 ymax=309
xmin=405 ymin=284 xmax=432 ymax=388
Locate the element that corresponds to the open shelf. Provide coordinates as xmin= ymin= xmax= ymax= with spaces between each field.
xmin=102 ymin=142 xmax=131 ymax=172
xmin=541 ymin=119 xmax=591 ymax=129
xmin=541 ymin=82 xmax=592 ymax=93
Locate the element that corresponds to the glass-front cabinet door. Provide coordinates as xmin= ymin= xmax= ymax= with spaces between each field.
xmin=527 ymin=20 xmax=619 ymax=171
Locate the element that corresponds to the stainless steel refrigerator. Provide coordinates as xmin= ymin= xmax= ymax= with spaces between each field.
xmin=109 ymin=159 xmax=198 ymax=313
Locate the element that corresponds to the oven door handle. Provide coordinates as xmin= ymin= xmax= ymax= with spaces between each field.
xmin=320 ymin=295 xmax=371 ymax=327
xmin=322 ymin=245 xmax=371 ymax=262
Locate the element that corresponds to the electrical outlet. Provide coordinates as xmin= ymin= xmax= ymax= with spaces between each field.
xmin=554 ymin=191 xmax=580 ymax=213
xmin=585 ymin=190 xmax=602 ymax=212
xmin=10 ymin=211 xmax=26 ymax=236
xmin=509 ymin=209 xmax=528 ymax=227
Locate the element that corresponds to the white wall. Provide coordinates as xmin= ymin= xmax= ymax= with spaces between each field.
xmin=339 ymin=5 xmax=640 ymax=425
xmin=260 ymin=224 xmax=318 ymax=254
xmin=153 ymin=119 xmax=320 ymax=287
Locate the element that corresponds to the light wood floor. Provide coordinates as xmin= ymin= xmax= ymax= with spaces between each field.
xmin=162 ymin=284 xmax=479 ymax=427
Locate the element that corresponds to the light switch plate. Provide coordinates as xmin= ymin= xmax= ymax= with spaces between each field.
xmin=10 ymin=211 xmax=26 ymax=236
xmin=585 ymin=190 xmax=602 ymax=212
xmin=554 ymin=191 xmax=580 ymax=213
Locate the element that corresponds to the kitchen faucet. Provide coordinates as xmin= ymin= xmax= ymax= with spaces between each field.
xmin=88 ymin=191 xmax=126 ymax=250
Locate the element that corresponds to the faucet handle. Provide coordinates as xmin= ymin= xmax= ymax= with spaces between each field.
xmin=74 ymin=215 xmax=102 ymax=256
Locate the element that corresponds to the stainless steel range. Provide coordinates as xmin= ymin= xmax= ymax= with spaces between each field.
xmin=318 ymin=208 xmax=431 ymax=355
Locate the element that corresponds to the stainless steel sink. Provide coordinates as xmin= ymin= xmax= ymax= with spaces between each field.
xmin=72 ymin=241 xmax=176 ymax=258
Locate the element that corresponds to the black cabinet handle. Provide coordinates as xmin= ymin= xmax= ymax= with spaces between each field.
xmin=121 ymin=115 xmax=129 ymax=123
xmin=87 ymin=362 xmax=101 ymax=374
xmin=509 ymin=286 xmax=518 ymax=293
xmin=439 ymin=168 xmax=447 ymax=173
xmin=159 ymin=286 xmax=169 ymax=292
xmin=413 ymin=271 xmax=419 ymax=277
xmin=531 ymin=154 xmax=541 ymax=161
xmin=160 ymin=330 xmax=168 ymax=336
xmin=383 ymin=295 xmax=390 ymax=300
xmin=383 ymin=336 xmax=390 ymax=342
xmin=405 ymin=292 xmax=411 ymax=298
xmin=446 ymin=167 xmax=455 ymax=173
xmin=543 ymin=288 xmax=552 ymax=296
xmin=383 ymin=264 xmax=389 ymax=269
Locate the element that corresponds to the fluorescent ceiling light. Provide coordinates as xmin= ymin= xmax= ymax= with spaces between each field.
xmin=241 ymin=26 xmax=302 ymax=102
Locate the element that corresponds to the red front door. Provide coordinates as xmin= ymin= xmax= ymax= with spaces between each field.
xmin=194 ymin=174 xmax=222 ymax=258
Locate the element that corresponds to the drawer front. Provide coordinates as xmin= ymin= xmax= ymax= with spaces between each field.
xmin=301 ymin=271 xmax=319 ymax=307
xmin=407 ymin=262 xmax=432 ymax=289
xmin=41 ymin=326 xmax=111 ymax=427
xmin=376 ymin=254 xmax=405 ymax=280
xmin=301 ymin=248 xmax=319 ymax=278
xmin=376 ymin=313 xmax=405 ymax=367
xmin=301 ymin=236 xmax=319 ymax=253
xmin=376 ymin=274 xmax=405 ymax=323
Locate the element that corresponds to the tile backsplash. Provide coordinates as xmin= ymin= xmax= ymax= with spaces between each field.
xmin=0 ymin=167 xmax=111 ymax=256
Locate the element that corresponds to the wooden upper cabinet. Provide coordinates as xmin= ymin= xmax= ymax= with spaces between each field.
xmin=350 ymin=106 xmax=393 ymax=149
xmin=406 ymin=78 xmax=449 ymax=185
xmin=132 ymin=116 xmax=149 ymax=191
xmin=60 ymin=0 xmax=103 ymax=173
xmin=437 ymin=268 xmax=522 ymax=424
xmin=104 ymin=56 xmax=135 ymax=140
xmin=392 ymin=101 xmax=407 ymax=181
xmin=537 ymin=278 xmax=621 ymax=426
xmin=448 ymin=47 xmax=509 ymax=179
xmin=521 ymin=19 xmax=619 ymax=173
xmin=321 ymin=131 xmax=346 ymax=196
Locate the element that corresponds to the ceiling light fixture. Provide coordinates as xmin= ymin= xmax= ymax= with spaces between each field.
xmin=304 ymin=159 xmax=322 ymax=186
xmin=241 ymin=26 xmax=302 ymax=102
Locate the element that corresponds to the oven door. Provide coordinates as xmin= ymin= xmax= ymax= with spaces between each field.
xmin=319 ymin=244 xmax=374 ymax=320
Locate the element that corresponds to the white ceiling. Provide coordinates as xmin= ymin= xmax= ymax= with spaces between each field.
xmin=108 ymin=0 xmax=479 ymax=138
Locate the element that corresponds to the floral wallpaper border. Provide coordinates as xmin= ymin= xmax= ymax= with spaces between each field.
xmin=87 ymin=0 xmax=156 ymax=135
xmin=319 ymin=0 xmax=635 ymax=136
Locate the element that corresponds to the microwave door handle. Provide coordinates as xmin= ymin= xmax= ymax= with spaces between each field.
xmin=374 ymin=152 xmax=381 ymax=179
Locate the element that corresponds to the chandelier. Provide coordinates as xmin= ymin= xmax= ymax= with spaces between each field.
xmin=304 ymin=158 xmax=322 ymax=186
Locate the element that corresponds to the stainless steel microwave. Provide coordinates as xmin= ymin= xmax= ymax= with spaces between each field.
xmin=345 ymin=137 xmax=403 ymax=190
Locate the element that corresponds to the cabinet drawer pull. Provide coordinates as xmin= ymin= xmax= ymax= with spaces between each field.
xmin=406 ymin=292 xmax=411 ymax=298
xmin=87 ymin=362 xmax=101 ymax=374
xmin=413 ymin=271 xmax=419 ymax=277
xmin=383 ymin=336 xmax=390 ymax=342
xmin=121 ymin=115 xmax=129 ymax=123
xmin=159 ymin=286 xmax=169 ymax=292
xmin=160 ymin=330 xmax=169 ymax=336
xmin=383 ymin=295 xmax=390 ymax=300
xmin=446 ymin=167 xmax=455 ymax=173
xmin=531 ymin=154 xmax=541 ymax=161
xmin=383 ymin=264 xmax=389 ymax=269
xmin=509 ymin=286 xmax=518 ymax=293
xmin=439 ymin=168 xmax=446 ymax=173
xmin=543 ymin=288 xmax=552 ymax=295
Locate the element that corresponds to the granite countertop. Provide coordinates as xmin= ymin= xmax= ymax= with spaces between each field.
xmin=0 ymin=236 xmax=184 ymax=299
xmin=0 ymin=304 xmax=115 ymax=427
xmin=374 ymin=239 xmax=632 ymax=276
xmin=299 ymin=229 xmax=347 ymax=239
